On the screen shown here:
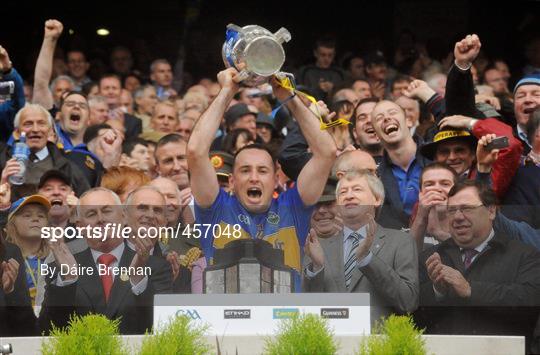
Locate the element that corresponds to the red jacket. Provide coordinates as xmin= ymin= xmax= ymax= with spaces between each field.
xmin=472 ymin=118 xmax=523 ymax=200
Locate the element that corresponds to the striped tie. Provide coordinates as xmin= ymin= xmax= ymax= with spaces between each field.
xmin=344 ymin=232 xmax=360 ymax=289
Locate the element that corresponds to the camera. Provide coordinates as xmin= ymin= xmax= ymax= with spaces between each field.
xmin=0 ymin=81 xmax=14 ymax=101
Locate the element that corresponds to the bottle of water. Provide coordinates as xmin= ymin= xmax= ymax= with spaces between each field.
xmin=9 ymin=132 xmax=30 ymax=185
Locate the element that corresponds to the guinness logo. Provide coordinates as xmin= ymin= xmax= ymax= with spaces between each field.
xmin=320 ymin=308 xmax=349 ymax=319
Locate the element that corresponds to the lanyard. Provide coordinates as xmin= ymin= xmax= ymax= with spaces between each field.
xmin=25 ymin=257 xmax=41 ymax=288
xmin=272 ymin=74 xmax=351 ymax=130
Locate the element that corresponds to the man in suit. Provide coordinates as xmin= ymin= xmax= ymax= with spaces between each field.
xmin=124 ymin=185 xmax=191 ymax=293
xmin=39 ymin=187 xmax=172 ymax=334
xmin=303 ymin=170 xmax=419 ymax=325
xmin=417 ymin=179 xmax=540 ymax=351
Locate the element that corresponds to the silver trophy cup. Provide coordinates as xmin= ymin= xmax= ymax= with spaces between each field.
xmin=222 ymin=24 xmax=291 ymax=87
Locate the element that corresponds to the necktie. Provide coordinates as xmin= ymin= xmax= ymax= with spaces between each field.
xmin=463 ymin=249 xmax=478 ymax=270
xmin=97 ymin=253 xmax=117 ymax=302
xmin=29 ymin=153 xmax=38 ymax=163
xmin=344 ymin=232 xmax=360 ymax=289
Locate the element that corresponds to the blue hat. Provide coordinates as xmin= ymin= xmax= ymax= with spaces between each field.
xmin=8 ymin=195 xmax=51 ymax=222
xmin=513 ymin=73 xmax=540 ymax=95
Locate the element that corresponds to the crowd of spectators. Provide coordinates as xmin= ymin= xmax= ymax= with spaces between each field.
xmin=1 ymin=18 xmax=540 ymax=353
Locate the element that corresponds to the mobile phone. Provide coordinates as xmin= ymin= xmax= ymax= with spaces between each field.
xmin=485 ymin=136 xmax=509 ymax=151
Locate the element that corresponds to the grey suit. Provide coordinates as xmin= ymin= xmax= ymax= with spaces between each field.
xmin=303 ymin=225 xmax=419 ymax=325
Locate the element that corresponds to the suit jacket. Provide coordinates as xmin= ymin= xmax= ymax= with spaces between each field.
xmin=124 ymin=113 xmax=143 ymax=139
xmin=303 ymin=225 xmax=419 ymax=325
xmin=415 ymin=233 xmax=540 ymax=348
xmin=0 ymin=242 xmax=37 ymax=336
xmin=39 ymin=244 xmax=172 ymax=334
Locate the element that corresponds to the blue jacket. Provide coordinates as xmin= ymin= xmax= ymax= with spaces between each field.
xmin=0 ymin=68 xmax=25 ymax=142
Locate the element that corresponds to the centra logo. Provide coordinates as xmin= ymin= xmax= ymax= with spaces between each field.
xmin=272 ymin=308 xmax=299 ymax=319
xmin=176 ymin=309 xmax=201 ymax=320
xmin=224 ymin=309 xmax=251 ymax=319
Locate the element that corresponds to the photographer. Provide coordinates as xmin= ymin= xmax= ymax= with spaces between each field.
xmin=0 ymin=45 xmax=25 ymax=142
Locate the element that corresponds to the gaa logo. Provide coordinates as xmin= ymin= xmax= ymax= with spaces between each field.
xmin=224 ymin=309 xmax=251 ymax=319
xmin=176 ymin=309 xmax=201 ymax=320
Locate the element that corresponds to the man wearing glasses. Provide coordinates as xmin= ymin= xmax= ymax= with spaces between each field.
xmin=56 ymin=91 xmax=90 ymax=149
xmin=418 ymin=179 xmax=540 ymax=351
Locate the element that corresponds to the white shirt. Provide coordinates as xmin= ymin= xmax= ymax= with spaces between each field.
xmin=459 ymin=228 xmax=495 ymax=264
xmin=32 ymin=146 xmax=49 ymax=162
xmin=517 ymin=125 xmax=532 ymax=148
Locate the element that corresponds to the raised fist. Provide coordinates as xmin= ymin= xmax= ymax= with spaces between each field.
xmin=0 ymin=45 xmax=12 ymax=72
xmin=44 ymin=19 xmax=64 ymax=40
xmin=454 ymin=34 xmax=481 ymax=69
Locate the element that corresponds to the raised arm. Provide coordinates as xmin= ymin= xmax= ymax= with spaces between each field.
xmin=446 ymin=34 xmax=484 ymax=118
xmin=0 ymin=46 xmax=25 ymax=140
xmin=33 ymin=19 xmax=63 ymax=109
xmin=271 ymin=80 xmax=337 ymax=206
xmin=187 ymin=68 xmax=240 ymax=207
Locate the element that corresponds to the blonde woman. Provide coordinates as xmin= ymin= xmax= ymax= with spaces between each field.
xmin=5 ymin=195 xmax=51 ymax=309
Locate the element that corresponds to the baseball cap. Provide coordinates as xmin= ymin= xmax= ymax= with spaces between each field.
xmin=318 ymin=176 xmax=338 ymax=203
xmin=210 ymin=151 xmax=234 ymax=179
xmin=364 ymin=50 xmax=387 ymax=67
xmin=513 ymin=73 xmax=540 ymax=95
xmin=224 ymin=103 xmax=256 ymax=128
xmin=38 ymin=169 xmax=71 ymax=189
xmin=256 ymin=112 xmax=275 ymax=130
xmin=420 ymin=130 xmax=477 ymax=160
xmin=8 ymin=194 xmax=51 ymax=222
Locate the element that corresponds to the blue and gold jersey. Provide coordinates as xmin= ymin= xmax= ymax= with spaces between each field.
xmin=195 ymin=186 xmax=314 ymax=289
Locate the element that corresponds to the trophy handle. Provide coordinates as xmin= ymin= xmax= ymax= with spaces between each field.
xmin=235 ymin=70 xmax=250 ymax=83
xmin=226 ymin=23 xmax=244 ymax=33
xmin=274 ymin=27 xmax=291 ymax=44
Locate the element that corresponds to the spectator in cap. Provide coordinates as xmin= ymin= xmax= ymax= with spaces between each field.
xmin=256 ymin=112 xmax=276 ymax=144
xmin=209 ymin=151 xmax=233 ymax=191
xmin=0 ymin=228 xmax=36 ymax=336
xmin=420 ymin=113 xmax=522 ymax=200
xmin=4 ymin=195 xmax=50 ymax=308
xmin=308 ymin=176 xmax=340 ymax=240
xmin=34 ymin=170 xmax=88 ymax=315
xmin=210 ymin=103 xmax=260 ymax=151
xmin=37 ymin=169 xmax=77 ymax=228
xmin=513 ymin=72 xmax=540 ymax=152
